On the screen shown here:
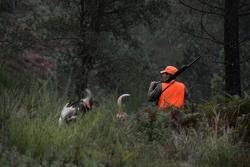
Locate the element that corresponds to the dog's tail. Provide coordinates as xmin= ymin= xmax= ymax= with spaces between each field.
xmin=117 ymin=94 xmax=130 ymax=108
xmin=83 ymin=89 xmax=92 ymax=102
xmin=116 ymin=94 xmax=130 ymax=120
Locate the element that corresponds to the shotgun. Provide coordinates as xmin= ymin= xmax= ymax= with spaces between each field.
xmin=156 ymin=56 xmax=201 ymax=95
xmin=157 ymin=56 xmax=201 ymax=84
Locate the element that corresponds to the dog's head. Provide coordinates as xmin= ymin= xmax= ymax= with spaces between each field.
xmin=116 ymin=111 xmax=128 ymax=121
xmin=59 ymin=89 xmax=93 ymax=127
xmin=81 ymin=89 xmax=93 ymax=110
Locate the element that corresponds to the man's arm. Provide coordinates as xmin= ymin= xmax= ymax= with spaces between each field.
xmin=184 ymin=86 xmax=191 ymax=102
xmin=147 ymin=82 xmax=162 ymax=102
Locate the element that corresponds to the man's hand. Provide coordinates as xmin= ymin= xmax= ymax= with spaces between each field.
xmin=148 ymin=81 xmax=162 ymax=102
xmin=149 ymin=81 xmax=158 ymax=90
xmin=150 ymin=81 xmax=158 ymax=87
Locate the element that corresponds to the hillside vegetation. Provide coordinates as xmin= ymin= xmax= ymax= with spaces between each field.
xmin=0 ymin=80 xmax=249 ymax=167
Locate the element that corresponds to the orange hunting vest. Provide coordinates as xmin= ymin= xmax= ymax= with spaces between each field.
xmin=157 ymin=81 xmax=185 ymax=110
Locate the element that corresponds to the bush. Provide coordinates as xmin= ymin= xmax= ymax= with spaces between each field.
xmin=0 ymin=85 xmax=250 ymax=166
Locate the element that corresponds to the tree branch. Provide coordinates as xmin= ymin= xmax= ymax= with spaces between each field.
xmin=238 ymin=0 xmax=250 ymax=15
xmin=200 ymin=12 xmax=224 ymax=45
xmin=105 ymin=3 xmax=142 ymax=15
xmin=239 ymin=4 xmax=250 ymax=13
xmin=239 ymin=0 xmax=249 ymax=9
xmin=242 ymin=83 xmax=250 ymax=91
xmin=46 ymin=37 xmax=82 ymax=42
xmin=239 ymin=11 xmax=250 ymax=16
xmin=179 ymin=28 xmax=224 ymax=45
xmin=197 ymin=0 xmax=224 ymax=11
xmin=239 ymin=36 xmax=250 ymax=45
xmin=178 ymin=0 xmax=224 ymax=16
xmin=93 ymin=57 xmax=127 ymax=69
xmin=0 ymin=40 xmax=10 ymax=44
xmin=240 ymin=56 xmax=250 ymax=64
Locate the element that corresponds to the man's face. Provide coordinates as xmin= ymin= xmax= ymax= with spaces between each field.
xmin=160 ymin=73 xmax=169 ymax=82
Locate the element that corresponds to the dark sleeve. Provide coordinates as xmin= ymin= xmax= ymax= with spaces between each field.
xmin=148 ymin=83 xmax=162 ymax=102
xmin=184 ymin=86 xmax=190 ymax=100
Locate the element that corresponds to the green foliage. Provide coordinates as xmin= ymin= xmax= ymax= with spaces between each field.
xmin=91 ymin=34 xmax=156 ymax=95
xmin=71 ymin=0 xmax=171 ymax=94
xmin=0 ymin=69 xmax=15 ymax=90
xmin=1 ymin=0 xmax=250 ymax=165
xmin=0 ymin=0 xmax=171 ymax=97
xmin=1 ymin=84 xmax=250 ymax=166
xmin=210 ymin=73 xmax=225 ymax=100
xmin=177 ymin=43 xmax=212 ymax=102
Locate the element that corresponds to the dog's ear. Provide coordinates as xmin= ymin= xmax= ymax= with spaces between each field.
xmin=84 ymin=100 xmax=92 ymax=110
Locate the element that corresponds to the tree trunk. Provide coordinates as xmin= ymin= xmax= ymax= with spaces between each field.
xmin=74 ymin=0 xmax=89 ymax=97
xmin=0 ymin=0 xmax=16 ymax=13
xmin=224 ymin=0 xmax=241 ymax=96
xmin=74 ymin=0 xmax=101 ymax=97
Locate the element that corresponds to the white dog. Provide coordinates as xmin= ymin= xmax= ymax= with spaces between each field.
xmin=58 ymin=89 xmax=93 ymax=127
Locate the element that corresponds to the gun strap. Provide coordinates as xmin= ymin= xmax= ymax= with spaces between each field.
xmin=161 ymin=80 xmax=175 ymax=94
xmin=156 ymin=80 xmax=175 ymax=106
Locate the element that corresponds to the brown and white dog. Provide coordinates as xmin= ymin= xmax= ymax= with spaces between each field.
xmin=116 ymin=94 xmax=130 ymax=120
xmin=58 ymin=89 xmax=93 ymax=127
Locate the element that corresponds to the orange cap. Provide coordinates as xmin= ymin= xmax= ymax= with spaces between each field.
xmin=160 ymin=66 xmax=178 ymax=75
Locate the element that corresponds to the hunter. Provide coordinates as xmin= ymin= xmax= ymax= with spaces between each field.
xmin=148 ymin=65 xmax=187 ymax=110
xmin=147 ymin=65 xmax=190 ymax=127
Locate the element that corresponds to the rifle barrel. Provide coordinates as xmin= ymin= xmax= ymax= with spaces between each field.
xmin=156 ymin=56 xmax=201 ymax=83
xmin=187 ymin=56 xmax=201 ymax=67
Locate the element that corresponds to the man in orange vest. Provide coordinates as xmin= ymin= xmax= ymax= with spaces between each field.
xmin=148 ymin=65 xmax=201 ymax=130
xmin=148 ymin=65 xmax=187 ymax=110
xmin=147 ymin=65 xmax=189 ymax=127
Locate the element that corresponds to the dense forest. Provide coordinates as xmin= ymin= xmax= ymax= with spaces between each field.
xmin=0 ymin=0 xmax=250 ymax=166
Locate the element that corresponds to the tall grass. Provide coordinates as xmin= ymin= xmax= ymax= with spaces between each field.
xmin=0 ymin=84 xmax=250 ymax=166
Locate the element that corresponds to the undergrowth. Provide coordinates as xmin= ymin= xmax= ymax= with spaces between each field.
xmin=0 ymin=83 xmax=250 ymax=167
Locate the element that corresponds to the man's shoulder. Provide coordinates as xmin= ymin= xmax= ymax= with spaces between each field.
xmin=175 ymin=81 xmax=185 ymax=87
